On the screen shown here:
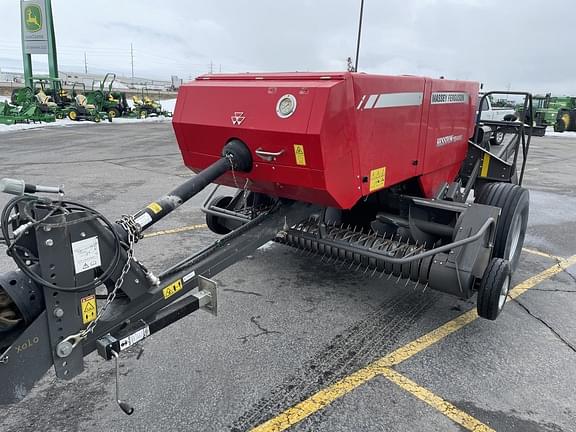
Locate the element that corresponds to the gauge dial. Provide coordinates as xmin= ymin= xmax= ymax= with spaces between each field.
xmin=276 ymin=94 xmax=297 ymax=118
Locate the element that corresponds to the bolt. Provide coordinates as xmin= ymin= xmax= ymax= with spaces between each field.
xmin=80 ymin=232 xmax=86 ymax=238
xmin=56 ymin=341 xmax=73 ymax=358
xmin=134 ymin=278 xmax=140 ymax=284
xmin=45 ymin=239 xmax=54 ymax=247
xmin=53 ymin=308 xmax=64 ymax=318
xmin=43 ymin=225 xmax=52 ymax=232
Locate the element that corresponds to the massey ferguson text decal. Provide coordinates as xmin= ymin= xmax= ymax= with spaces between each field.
xmin=436 ymin=134 xmax=464 ymax=147
xmin=431 ymin=92 xmax=468 ymax=104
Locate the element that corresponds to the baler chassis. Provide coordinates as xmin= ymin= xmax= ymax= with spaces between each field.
xmin=0 ymin=90 xmax=533 ymax=413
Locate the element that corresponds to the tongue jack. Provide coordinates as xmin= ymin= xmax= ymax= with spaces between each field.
xmin=111 ymin=350 xmax=134 ymax=415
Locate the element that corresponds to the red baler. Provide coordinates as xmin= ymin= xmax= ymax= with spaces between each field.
xmin=0 ymin=72 xmax=533 ymax=409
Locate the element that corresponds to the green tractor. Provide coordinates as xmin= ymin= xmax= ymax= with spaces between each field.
xmin=131 ymin=87 xmax=173 ymax=118
xmin=87 ymin=73 xmax=130 ymax=119
xmin=65 ymin=83 xmax=106 ymax=123
xmin=10 ymin=78 xmax=71 ymax=120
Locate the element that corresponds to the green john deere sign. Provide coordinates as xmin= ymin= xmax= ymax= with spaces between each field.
xmin=21 ymin=0 xmax=49 ymax=54
xmin=24 ymin=4 xmax=42 ymax=32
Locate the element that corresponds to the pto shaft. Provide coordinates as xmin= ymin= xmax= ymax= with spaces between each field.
xmin=129 ymin=139 xmax=252 ymax=233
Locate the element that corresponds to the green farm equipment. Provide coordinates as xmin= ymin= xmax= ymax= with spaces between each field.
xmin=88 ymin=73 xmax=130 ymax=118
xmin=9 ymin=78 xmax=71 ymax=119
xmin=517 ymin=94 xmax=576 ymax=132
xmin=131 ymin=88 xmax=173 ymax=118
xmin=0 ymin=96 xmax=55 ymax=125
xmin=65 ymin=83 xmax=107 ymax=123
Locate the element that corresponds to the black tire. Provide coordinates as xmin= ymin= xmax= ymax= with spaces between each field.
xmin=67 ymin=109 xmax=79 ymax=121
xmin=477 ymin=258 xmax=511 ymax=320
xmin=108 ymin=107 xmax=120 ymax=118
xmin=490 ymin=129 xmax=505 ymax=146
xmin=476 ymin=183 xmax=529 ymax=272
xmin=206 ymin=196 xmax=233 ymax=235
xmin=554 ymin=118 xmax=566 ymax=133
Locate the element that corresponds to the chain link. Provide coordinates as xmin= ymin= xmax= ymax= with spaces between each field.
xmin=225 ymin=153 xmax=250 ymax=211
xmin=79 ymin=215 xmax=139 ymax=338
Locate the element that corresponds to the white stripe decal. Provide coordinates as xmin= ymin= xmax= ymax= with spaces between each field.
xmin=356 ymin=95 xmax=367 ymax=110
xmin=364 ymin=94 xmax=379 ymax=110
xmin=374 ymin=92 xmax=423 ymax=108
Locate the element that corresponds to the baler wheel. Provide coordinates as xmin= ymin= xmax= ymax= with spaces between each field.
xmin=206 ymin=195 xmax=233 ymax=235
xmin=490 ymin=129 xmax=505 ymax=145
xmin=476 ymin=183 xmax=529 ymax=272
xmin=477 ymin=258 xmax=511 ymax=320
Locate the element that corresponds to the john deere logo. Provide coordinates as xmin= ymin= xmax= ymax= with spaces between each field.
xmin=25 ymin=5 xmax=42 ymax=32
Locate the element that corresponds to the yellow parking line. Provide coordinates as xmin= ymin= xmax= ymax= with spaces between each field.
xmin=251 ymin=255 xmax=576 ymax=432
xmin=380 ymin=367 xmax=495 ymax=432
xmin=250 ymin=368 xmax=379 ymax=432
xmin=142 ymin=223 xmax=207 ymax=238
xmin=522 ymin=247 xmax=561 ymax=261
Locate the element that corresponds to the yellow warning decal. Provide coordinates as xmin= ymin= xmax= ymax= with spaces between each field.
xmin=480 ymin=153 xmax=491 ymax=177
xmin=369 ymin=167 xmax=386 ymax=192
xmin=81 ymin=294 xmax=97 ymax=325
xmin=162 ymin=279 xmax=183 ymax=300
xmin=147 ymin=202 xmax=163 ymax=214
xmin=294 ymin=144 xmax=306 ymax=166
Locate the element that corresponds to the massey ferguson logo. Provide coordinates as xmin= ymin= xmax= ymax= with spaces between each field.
xmin=436 ymin=134 xmax=464 ymax=147
xmin=231 ymin=112 xmax=245 ymax=126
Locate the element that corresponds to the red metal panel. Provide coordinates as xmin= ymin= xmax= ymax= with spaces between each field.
xmin=351 ymin=74 xmax=426 ymax=196
xmin=172 ymin=72 xmax=480 ymax=208
xmin=418 ymin=79 xmax=480 ymax=197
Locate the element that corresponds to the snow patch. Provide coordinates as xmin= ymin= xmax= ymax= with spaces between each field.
xmin=258 ymin=241 xmax=276 ymax=251
xmin=544 ymin=127 xmax=576 ymax=138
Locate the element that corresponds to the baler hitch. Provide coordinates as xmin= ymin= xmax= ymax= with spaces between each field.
xmin=0 ymin=140 xmax=316 ymax=412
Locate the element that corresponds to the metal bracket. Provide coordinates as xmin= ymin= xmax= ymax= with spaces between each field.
xmin=198 ymin=276 xmax=217 ymax=316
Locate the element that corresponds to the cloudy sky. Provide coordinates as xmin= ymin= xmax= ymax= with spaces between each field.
xmin=0 ymin=0 xmax=573 ymax=93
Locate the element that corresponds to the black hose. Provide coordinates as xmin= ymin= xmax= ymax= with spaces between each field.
xmin=1 ymin=196 xmax=123 ymax=292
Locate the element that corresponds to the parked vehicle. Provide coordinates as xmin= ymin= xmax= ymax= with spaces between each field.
xmin=478 ymin=94 xmax=517 ymax=145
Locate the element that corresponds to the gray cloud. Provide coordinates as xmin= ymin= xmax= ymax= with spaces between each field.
xmin=0 ymin=0 xmax=573 ymax=94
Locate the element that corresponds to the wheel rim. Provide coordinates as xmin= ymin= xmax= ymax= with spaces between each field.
xmin=507 ymin=211 xmax=523 ymax=261
xmin=498 ymin=275 xmax=510 ymax=310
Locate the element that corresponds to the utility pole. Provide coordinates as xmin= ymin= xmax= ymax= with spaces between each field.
xmin=84 ymin=52 xmax=88 ymax=74
xmin=354 ymin=0 xmax=365 ymax=72
xmin=130 ymin=43 xmax=134 ymax=84
xmin=210 ymin=61 xmax=213 ymax=74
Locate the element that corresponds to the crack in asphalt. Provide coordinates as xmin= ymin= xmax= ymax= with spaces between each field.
xmin=530 ymin=288 xmax=576 ymax=293
xmin=223 ymin=288 xmax=263 ymax=297
xmin=238 ymin=315 xmax=282 ymax=344
xmin=511 ymin=297 xmax=576 ymax=354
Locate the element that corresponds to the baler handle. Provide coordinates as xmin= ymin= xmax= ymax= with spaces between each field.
xmin=255 ymin=148 xmax=285 ymax=162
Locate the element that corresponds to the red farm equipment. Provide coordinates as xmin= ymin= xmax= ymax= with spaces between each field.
xmin=0 ymin=72 xmax=532 ymax=412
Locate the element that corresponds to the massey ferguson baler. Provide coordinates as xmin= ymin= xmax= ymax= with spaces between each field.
xmin=0 ymin=72 xmax=532 ymax=412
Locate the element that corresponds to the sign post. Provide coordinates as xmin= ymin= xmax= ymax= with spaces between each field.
xmin=20 ymin=0 xmax=58 ymax=88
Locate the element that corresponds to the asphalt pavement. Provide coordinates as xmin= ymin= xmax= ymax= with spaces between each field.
xmin=0 ymin=122 xmax=575 ymax=432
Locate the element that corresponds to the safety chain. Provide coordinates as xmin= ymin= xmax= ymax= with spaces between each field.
xmin=225 ymin=153 xmax=250 ymax=211
xmin=79 ymin=215 xmax=139 ymax=338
